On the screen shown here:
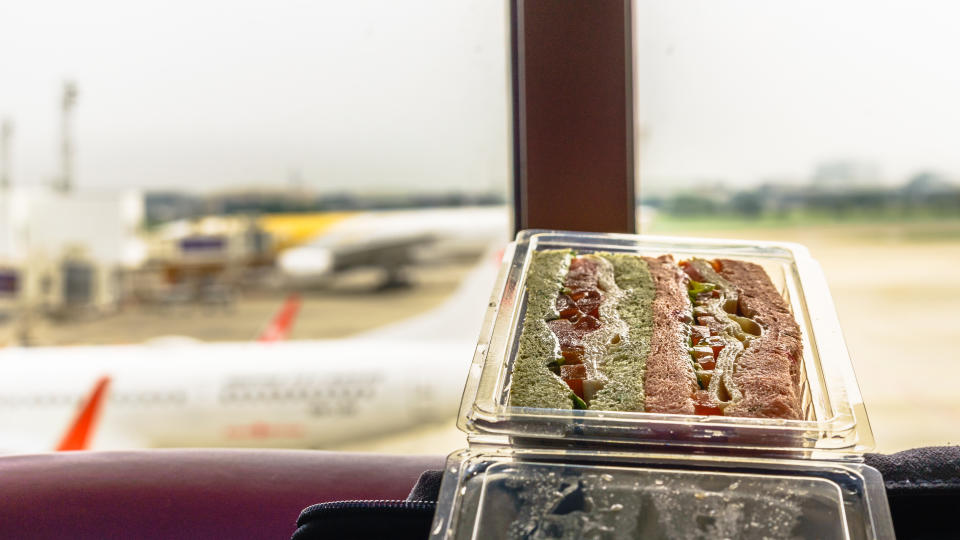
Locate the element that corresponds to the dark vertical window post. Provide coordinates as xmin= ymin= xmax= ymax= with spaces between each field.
xmin=511 ymin=0 xmax=635 ymax=235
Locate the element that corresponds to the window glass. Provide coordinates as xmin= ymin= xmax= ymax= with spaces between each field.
xmin=636 ymin=0 xmax=960 ymax=452
xmin=0 ymin=1 xmax=508 ymax=452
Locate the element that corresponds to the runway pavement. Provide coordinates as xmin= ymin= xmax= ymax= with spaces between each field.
xmin=12 ymin=262 xmax=476 ymax=346
xmin=342 ymin=221 xmax=960 ymax=455
xmin=6 ymin=223 xmax=955 ymax=455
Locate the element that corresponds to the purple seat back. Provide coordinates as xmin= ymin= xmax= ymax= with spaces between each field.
xmin=0 ymin=449 xmax=444 ymax=539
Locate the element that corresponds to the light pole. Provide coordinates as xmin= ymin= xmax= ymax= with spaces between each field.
xmin=0 ymin=118 xmax=11 ymax=191
xmin=58 ymin=81 xmax=78 ymax=193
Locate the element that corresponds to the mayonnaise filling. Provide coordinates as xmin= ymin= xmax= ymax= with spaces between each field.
xmin=576 ymin=255 xmax=627 ymax=402
xmin=684 ymin=259 xmax=764 ymax=413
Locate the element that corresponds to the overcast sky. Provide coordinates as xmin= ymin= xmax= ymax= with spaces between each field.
xmin=2 ymin=1 xmax=959 ymax=194
xmin=0 ymin=0 xmax=510 ymax=193
xmin=636 ymin=0 xmax=960 ymax=190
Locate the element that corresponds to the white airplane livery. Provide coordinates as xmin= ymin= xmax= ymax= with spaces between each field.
xmin=0 ymin=235 xmax=510 ymax=453
xmin=0 ymin=340 xmax=472 ymax=451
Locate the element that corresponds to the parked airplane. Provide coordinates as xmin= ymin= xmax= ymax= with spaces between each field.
xmin=274 ymin=206 xmax=508 ymax=287
xmin=0 ymin=340 xmax=473 ymax=451
xmin=0 ymin=241 xmax=509 ymax=452
xmin=140 ymin=206 xmax=506 ymax=297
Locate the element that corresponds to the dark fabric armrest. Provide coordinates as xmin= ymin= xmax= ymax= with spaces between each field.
xmin=865 ymin=446 xmax=960 ymax=540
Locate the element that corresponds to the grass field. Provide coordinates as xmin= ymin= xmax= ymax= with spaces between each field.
xmin=647 ymin=210 xmax=960 ymax=237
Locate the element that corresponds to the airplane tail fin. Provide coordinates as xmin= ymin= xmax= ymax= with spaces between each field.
xmin=56 ymin=376 xmax=110 ymax=451
xmin=258 ymin=294 xmax=301 ymax=342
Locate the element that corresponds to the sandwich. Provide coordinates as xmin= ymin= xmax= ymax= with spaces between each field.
xmin=508 ymin=250 xmax=802 ymax=420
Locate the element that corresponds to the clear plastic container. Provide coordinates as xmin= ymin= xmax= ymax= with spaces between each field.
xmin=431 ymin=447 xmax=893 ymax=540
xmin=459 ymin=230 xmax=874 ymax=458
xmin=433 ymin=230 xmax=890 ymax=539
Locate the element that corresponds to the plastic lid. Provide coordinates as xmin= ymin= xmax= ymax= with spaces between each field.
xmin=431 ymin=449 xmax=893 ymax=540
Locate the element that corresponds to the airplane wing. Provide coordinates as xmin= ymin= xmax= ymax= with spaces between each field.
xmin=328 ymin=234 xmax=434 ymax=271
xmin=359 ymin=242 xmax=509 ymax=343
xmin=273 ymin=207 xmax=508 ymax=287
xmin=278 ymin=233 xmax=435 ymax=288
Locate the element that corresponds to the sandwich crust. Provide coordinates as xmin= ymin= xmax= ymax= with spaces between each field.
xmin=716 ymin=259 xmax=802 ymax=419
xmin=642 ymin=255 xmax=697 ymax=415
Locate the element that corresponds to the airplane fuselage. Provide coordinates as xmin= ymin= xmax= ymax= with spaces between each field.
xmin=0 ymin=340 xmax=471 ymax=451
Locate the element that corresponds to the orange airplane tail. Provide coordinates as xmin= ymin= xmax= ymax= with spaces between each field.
xmin=258 ymin=294 xmax=302 ymax=342
xmin=56 ymin=376 xmax=110 ymax=451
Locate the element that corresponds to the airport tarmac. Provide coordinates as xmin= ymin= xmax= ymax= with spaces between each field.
xmin=8 ymin=262 xmax=476 ymax=346
xmin=338 ymin=220 xmax=960 ymax=455
xmin=5 ymin=222 xmax=958 ymax=455
xmin=662 ymin=220 xmax=960 ymax=454
xmin=336 ymin=220 xmax=960 ymax=455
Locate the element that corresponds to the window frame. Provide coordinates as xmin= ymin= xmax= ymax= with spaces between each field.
xmin=510 ymin=0 xmax=636 ymax=235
